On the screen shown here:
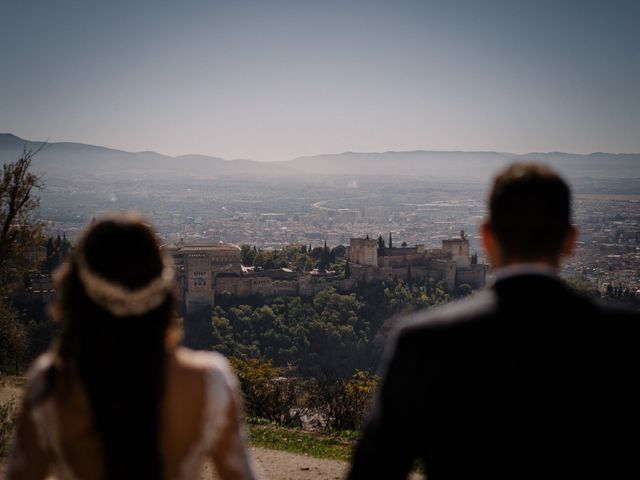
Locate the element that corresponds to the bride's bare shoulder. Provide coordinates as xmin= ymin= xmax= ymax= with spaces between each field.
xmin=173 ymin=347 xmax=231 ymax=371
xmin=165 ymin=348 xmax=237 ymax=413
xmin=170 ymin=347 xmax=236 ymax=388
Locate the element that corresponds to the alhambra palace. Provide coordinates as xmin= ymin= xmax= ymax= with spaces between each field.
xmin=162 ymin=232 xmax=487 ymax=313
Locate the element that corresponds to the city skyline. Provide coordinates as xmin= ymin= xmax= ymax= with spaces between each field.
xmin=2 ymin=0 xmax=639 ymax=161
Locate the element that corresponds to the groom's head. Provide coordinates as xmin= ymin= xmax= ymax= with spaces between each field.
xmin=482 ymin=163 xmax=576 ymax=268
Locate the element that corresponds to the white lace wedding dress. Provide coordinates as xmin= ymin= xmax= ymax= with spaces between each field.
xmin=12 ymin=351 xmax=258 ymax=480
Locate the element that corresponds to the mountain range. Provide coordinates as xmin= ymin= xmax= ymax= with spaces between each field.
xmin=2 ymin=133 xmax=639 ymax=182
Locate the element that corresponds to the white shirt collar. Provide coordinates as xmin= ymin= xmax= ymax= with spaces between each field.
xmin=492 ymin=263 xmax=558 ymax=284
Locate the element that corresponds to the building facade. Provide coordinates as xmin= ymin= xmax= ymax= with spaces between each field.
xmin=345 ymin=231 xmax=486 ymax=291
xmin=162 ymin=242 xmax=241 ymax=313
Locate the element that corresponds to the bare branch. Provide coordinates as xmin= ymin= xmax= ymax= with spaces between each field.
xmin=0 ymin=147 xmax=44 ymax=279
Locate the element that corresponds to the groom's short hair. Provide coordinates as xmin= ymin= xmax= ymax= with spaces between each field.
xmin=488 ymin=163 xmax=571 ymax=262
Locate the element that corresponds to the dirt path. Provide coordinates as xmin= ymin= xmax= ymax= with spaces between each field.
xmin=1 ymin=447 xmax=425 ymax=479
xmin=205 ymin=447 xmax=425 ymax=480
xmin=205 ymin=447 xmax=347 ymax=480
xmin=10 ymin=451 xmax=343 ymax=480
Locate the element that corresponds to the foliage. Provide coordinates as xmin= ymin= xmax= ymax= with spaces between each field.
xmin=564 ymin=275 xmax=597 ymax=296
xmin=230 ymin=357 xmax=379 ymax=433
xmin=182 ymin=306 xmax=215 ymax=350
xmin=239 ymin=242 xmax=345 ymax=273
xmin=0 ymin=299 xmax=28 ymax=374
xmin=0 ymin=148 xmax=45 ymax=372
xmin=455 ymin=283 xmax=473 ymax=297
xmin=240 ymin=244 xmax=257 ymax=266
xmin=381 ymin=276 xmax=449 ymax=314
xmin=209 ymin=275 xmax=460 ymax=433
xmin=377 ymin=235 xmax=385 ymax=255
xmin=0 ymin=147 xmax=44 ymax=287
xmin=316 ymin=370 xmax=380 ymax=431
xmin=248 ymin=420 xmax=424 ymax=470
xmin=212 ymin=288 xmax=370 ymax=379
xmin=42 ymin=234 xmax=72 ymax=272
xmin=247 ymin=422 xmax=355 ymax=461
xmin=212 ymin=277 xmax=453 ymax=382
xmin=230 ymin=356 xmax=303 ymax=426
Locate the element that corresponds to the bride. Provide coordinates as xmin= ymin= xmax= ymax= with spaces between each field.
xmin=6 ymin=214 xmax=260 ymax=479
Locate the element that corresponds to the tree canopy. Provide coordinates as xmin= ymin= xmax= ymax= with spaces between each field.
xmin=0 ymin=147 xmax=44 ymax=286
xmin=204 ymin=276 xmax=453 ymax=381
xmin=0 ymin=147 xmax=44 ymax=372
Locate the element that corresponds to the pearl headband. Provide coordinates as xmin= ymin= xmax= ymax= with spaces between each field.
xmin=76 ymin=255 xmax=174 ymax=317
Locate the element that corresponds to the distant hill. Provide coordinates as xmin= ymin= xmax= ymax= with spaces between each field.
xmin=0 ymin=133 xmax=300 ymax=180
xmin=283 ymin=150 xmax=640 ymax=180
xmin=2 ymin=133 xmax=639 ymax=181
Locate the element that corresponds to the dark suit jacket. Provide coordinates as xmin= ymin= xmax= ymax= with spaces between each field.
xmin=348 ymin=274 xmax=639 ymax=479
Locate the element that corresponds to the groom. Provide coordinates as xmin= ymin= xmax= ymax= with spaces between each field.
xmin=348 ymin=163 xmax=639 ymax=479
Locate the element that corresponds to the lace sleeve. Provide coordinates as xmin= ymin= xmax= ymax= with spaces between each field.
xmin=178 ymin=351 xmax=260 ymax=480
xmin=206 ymin=353 xmax=260 ymax=480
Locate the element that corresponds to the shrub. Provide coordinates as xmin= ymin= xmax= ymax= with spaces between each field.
xmin=230 ymin=356 xmax=303 ymax=426
xmin=316 ymin=370 xmax=380 ymax=431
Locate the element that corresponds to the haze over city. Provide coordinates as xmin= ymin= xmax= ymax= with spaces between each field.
xmin=2 ymin=0 xmax=639 ymax=161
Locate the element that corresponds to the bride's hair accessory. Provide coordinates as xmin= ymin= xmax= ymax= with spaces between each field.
xmin=76 ymin=254 xmax=175 ymax=317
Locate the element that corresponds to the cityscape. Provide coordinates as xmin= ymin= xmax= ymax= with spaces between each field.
xmin=32 ymin=172 xmax=640 ymax=299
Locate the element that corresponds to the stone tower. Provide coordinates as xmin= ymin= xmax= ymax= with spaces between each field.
xmin=348 ymin=238 xmax=379 ymax=267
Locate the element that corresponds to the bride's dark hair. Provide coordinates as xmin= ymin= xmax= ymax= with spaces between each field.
xmin=49 ymin=214 xmax=176 ymax=479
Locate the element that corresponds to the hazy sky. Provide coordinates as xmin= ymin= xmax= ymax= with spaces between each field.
xmin=1 ymin=0 xmax=639 ymax=161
